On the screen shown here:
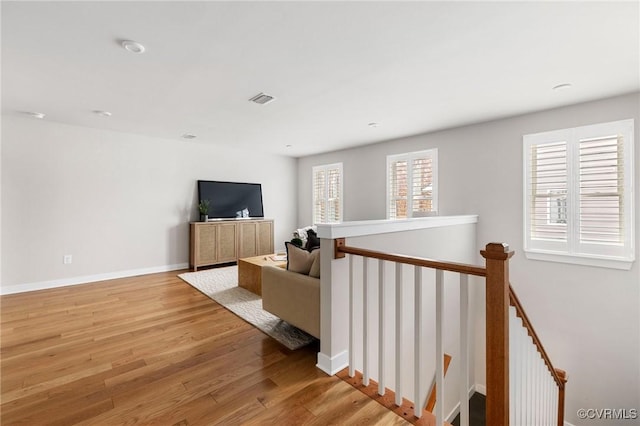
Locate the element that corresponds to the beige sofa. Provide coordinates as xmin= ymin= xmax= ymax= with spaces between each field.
xmin=261 ymin=265 xmax=320 ymax=339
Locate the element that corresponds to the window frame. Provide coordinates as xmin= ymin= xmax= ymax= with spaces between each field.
xmin=312 ymin=162 xmax=343 ymax=224
xmin=386 ymin=149 xmax=438 ymax=220
xmin=523 ymin=119 xmax=635 ymax=270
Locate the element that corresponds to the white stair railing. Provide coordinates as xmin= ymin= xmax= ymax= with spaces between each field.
xmin=335 ymin=240 xmax=568 ymax=426
xmin=510 ymin=306 xmax=559 ymax=425
xmin=340 ymin=244 xmax=485 ymax=426
xmin=508 ymin=287 xmax=568 ymax=426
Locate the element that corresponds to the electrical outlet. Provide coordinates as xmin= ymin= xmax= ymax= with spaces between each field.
xmin=63 ymin=255 xmax=73 ymax=264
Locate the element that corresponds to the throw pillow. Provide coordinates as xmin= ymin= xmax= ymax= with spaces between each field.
xmin=305 ymin=229 xmax=321 ymax=252
xmin=309 ymin=250 xmax=321 ymax=278
xmin=286 ymin=242 xmax=318 ymax=275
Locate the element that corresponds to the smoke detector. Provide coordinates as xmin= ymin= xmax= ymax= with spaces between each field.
xmin=249 ymin=93 xmax=276 ymax=105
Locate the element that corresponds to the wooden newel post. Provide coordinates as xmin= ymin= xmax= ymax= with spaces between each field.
xmin=481 ymin=242 xmax=514 ymax=426
xmin=555 ymin=369 xmax=568 ymax=426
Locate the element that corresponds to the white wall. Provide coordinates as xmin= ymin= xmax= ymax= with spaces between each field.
xmin=299 ymin=92 xmax=640 ymax=426
xmin=1 ymin=116 xmax=298 ymax=292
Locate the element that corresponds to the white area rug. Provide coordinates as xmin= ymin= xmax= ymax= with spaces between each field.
xmin=178 ymin=266 xmax=315 ymax=350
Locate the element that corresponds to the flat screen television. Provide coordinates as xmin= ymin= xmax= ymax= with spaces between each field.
xmin=197 ymin=180 xmax=264 ymax=219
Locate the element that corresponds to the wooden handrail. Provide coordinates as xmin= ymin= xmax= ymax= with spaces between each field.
xmin=334 ymin=238 xmax=487 ymax=277
xmin=509 ymin=285 xmax=567 ymax=390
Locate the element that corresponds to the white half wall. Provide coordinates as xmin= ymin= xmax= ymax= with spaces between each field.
xmin=299 ymin=92 xmax=640 ymax=426
xmin=1 ymin=116 xmax=298 ymax=292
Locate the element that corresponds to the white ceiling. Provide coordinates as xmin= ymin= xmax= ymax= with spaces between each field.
xmin=2 ymin=1 xmax=639 ymax=157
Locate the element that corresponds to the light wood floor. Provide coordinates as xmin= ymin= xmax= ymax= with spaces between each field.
xmin=1 ymin=270 xmax=410 ymax=425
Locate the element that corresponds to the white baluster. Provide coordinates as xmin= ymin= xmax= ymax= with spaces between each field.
xmin=532 ymin=333 xmax=537 ymax=425
xmin=518 ymin=313 xmax=527 ymax=426
xmin=523 ymin=322 xmax=530 ymax=425
xmin=509 ymin=307 xmax=517 ymax=426
xmin=535 ymin=352 xmax=541 ymax=426
xmin=349 ymin=255 xmax=355 ymax=377
xmin=459 ymin=274 xmax=469 ymax=426
xmin=378 ymin=260 xmax=385 ymax=396
xmin=363 ymin=257 xmax=369 ymax=386
xmin=518 ymin=314 xmax=525 ymax=426
xmin=414 ymin=266 xmax=423 ymax=417
xmin=544 ymin=369 xmax=549 ymax=425
xmin=435 ymin=269 xmax=444 ymax=425
xmin=552 ymin=381 xmax=559 ymax=424
xmin=395 ymin=262 xmax=403 ymax=406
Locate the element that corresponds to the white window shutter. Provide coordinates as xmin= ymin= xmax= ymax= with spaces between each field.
xmin=313 ymin=168 xmax=327 ymax=223
xmin=578 ymin=135 xmax=623 ymax=244
xmin=389 ymin=159 xmax=408 ymax=219
xmin=387 ymin=149 xmax=437 ymax=219
xmin=528 ymin=141 xmax=568 ymax=242
xmin=327 ymin=166 xmax=341 ymax=222
xmin=411 ymin=156 xmax=434 ymax=216
xmin=523 ymin=119 xmax=634 ymax=269
xmin=313 ymin=163 xmax=343 ymax=224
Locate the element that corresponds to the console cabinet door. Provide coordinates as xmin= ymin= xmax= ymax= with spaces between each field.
xmin=217 ymin=223 xmax=238 ymax=262
xmin=193 ymin=223 xmax=217 ymax=267
xmin=257 ymin=221 xmax=274 ymax=255
xmin=238 ymin=222 xmax=258 ymax=258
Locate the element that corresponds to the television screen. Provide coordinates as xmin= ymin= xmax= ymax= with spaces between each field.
xmin=197 ymin=180 xmax=264 ymax=219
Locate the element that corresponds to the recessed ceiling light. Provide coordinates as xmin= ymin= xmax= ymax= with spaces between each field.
xmin=182 ymin=133 xmax=197 ymax=139
xmin=552 ymin=83 xmax=572 ymax=91
xmin=285 ymin=144 xmax=292 ymax=148
xmin=25 ymin=111 xmax=45 ymax=119
xmin=368 ymin=122 xmax=379 ymax=128
xmin=121 ymin=40 xmax=146 ymax=54
xmin=93 ymin=110 xmax=112 ymax=117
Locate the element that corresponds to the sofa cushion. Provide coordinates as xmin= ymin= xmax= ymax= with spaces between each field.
xmin=286 ymin=242 xmax=319 ymax=275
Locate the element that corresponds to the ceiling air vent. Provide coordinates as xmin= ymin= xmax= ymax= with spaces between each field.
xmin=249 ymin=92 xmax=276 ymax=105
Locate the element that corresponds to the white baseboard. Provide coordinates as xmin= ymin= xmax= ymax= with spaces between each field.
xmin=445 ymin=384 xmax=480 ymax=422
xmin=0 ymin=263 xmax=190 ymax=295
xmin=474 ymin=383 xmax=486 ymax=395
xmin=316 ymin=350 xmax=348 ymax=376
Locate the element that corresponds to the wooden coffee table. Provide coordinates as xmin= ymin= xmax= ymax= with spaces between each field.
xmin=238 ymin=254 xmax=287 ymax=296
